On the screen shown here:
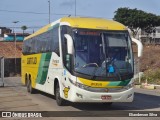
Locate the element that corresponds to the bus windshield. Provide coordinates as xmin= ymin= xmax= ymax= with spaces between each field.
xmin=74 ymin=29 xmax=133 ymax=80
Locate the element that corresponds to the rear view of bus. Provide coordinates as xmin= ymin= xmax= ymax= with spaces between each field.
xmin=22 ymin=17 xmax=142 ymax=106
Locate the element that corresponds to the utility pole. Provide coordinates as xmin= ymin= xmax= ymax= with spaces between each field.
xmin=0 ymin=57 xmax=4 ymax=87
xmin=75 ymin=0 xmax=77 ymax=16
xmin=13 ymin=21 xmax=19 ymax=75
xmin=48 ymin=0 xmax=51 ymax=23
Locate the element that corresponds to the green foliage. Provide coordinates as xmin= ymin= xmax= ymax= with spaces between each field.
xmin=21 ymin=25 xmax=28 ymax=33
xmin=114 ymin=7 xmax=160 ymax=36
xmin=141 ymin=69 xmax=160 ymax=85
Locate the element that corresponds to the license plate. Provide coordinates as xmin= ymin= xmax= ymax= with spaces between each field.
xmin=101 ymin=95 xmax=112 ymax=100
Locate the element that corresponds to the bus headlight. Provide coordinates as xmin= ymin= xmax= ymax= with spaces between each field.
xmin=123 ymin=82 xmax=134 ymax=90
xmin=69 ymin=78 xmax=89 ymax=90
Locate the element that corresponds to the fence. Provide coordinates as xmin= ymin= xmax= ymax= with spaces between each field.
xmin=0 ymin=57 xmax=4 ymax=87
xmin=140 ymin=33 xmax=160 ymax=45
xmin=4 ymin=58 xmax=21 ymax=77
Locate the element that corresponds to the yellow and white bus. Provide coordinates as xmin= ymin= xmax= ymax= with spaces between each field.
xmin=21 ymin=17 xmax=142 ymax=106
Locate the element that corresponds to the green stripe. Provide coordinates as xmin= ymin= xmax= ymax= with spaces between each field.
xmin=36 ymin=53 xmax=52 ymax=84
xmin=108 ymin=79 xmax=131 ymax=86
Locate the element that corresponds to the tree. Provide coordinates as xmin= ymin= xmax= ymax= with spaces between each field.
xmin=21 ymin=25 xmax=28 ymax=34
xmin=113 ymin=7 xmax=160 ymax=37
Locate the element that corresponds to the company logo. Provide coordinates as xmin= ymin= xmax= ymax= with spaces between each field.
xmin=2 ymin=112 xmax=11 ymax=117
xmin=27 ymin=57 xmax=37 ymax=64
xmin=52 ymin=59 xmax=59 ymax=66
xmin=63 ymin=87 xmax=70 ymax=98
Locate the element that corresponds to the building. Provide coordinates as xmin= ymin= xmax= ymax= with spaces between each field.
xmin=135 ymin=26 xmax=160 ymax=45
xmin=0 ymin=26 xmax=30 ymax=76
xmin=4 ymin=33 xmax=30 ymax=41
xmin=0 ymin=41 xmax=23 ymax=76
xmin=0 ymin=27 xmax=12 ymax=41
xmin=0 ymin=27 xmax=12 ymax=37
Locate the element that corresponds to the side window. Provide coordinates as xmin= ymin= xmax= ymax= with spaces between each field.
xmin=38 ymin=35 xmax=42 ymax=52
xmin=52 ymin=27 xmax=59 ymax=56
xmin=61 ymin=25 xmax=72 ymax=54
xmin=22 ymin=24 xmax=60 ymax=55
xmin=61 ymin=26 xmax=68 ymax=66
xmin=22 ymin=40 xmax=26 ymax=54
xmin=61 ymin=26 xmax=72 ymax=70
xmin=46 ymin=30 xmax=51 ymax=52
xmin=36 ymin=32 xmax=48 ymax=53
xmin=22 ymin=41 xmax=26 ymax=54
xmin=34 ymin=37 xmax=38 ymax=53
xmin=31 ymin=39 xmax=35 ymax=53
xmin=23 ymin=40 xmax=32 ymax=54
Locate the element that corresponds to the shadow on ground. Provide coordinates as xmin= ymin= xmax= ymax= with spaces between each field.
xmin=2 ymin=77 xmax=160 ymax=111
xmin=35 ymin=89 xmax=160 ymax=111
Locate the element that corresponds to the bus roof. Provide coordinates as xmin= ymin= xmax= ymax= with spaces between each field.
xmin=60 ymin=17 xmax=126 ymax=30
xmin=25 ymin=17 xmax=126 ymax=40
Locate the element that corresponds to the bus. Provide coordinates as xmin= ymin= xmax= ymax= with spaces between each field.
xmin=21 ymin=17 xmax=143 ymax=106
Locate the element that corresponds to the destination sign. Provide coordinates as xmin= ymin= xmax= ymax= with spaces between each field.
xmin=79 ymin=31 xmax=100 ymax=36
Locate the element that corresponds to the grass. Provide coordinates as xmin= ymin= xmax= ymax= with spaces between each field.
xmin=138 ymin=69 xmax=160 ymax=85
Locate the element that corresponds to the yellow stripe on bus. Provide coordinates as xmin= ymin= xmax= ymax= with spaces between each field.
xmin=78 ymin=77 xmax=110 ymax=88
xmin=21 ymin=54 xmax=42 ymax=88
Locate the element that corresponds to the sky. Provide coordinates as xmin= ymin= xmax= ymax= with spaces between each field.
xmin=0 ymin=0 xmax=160 ymax=33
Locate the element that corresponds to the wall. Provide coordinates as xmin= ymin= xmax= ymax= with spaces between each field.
xmin=4 ymin=58 xmax=21 ymax=77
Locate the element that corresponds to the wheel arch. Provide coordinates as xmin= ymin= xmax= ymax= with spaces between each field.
xmin=54 ymin=78 xmax=59 ymax=95
xmin=53 ymin=76 xmax=63 ymax=96
xmin=25 ymin=73 xmax=27 ymax=85
xmin=25 ymin=73 xmax=28 ymax=86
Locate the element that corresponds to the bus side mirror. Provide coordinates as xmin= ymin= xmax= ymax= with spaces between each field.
xmin=132 ymin=38 xmax=143 ymax=57
xmin=64 ymin=34 xmax=73 ymax=54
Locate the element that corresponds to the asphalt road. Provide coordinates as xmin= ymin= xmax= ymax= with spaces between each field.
xmin=0 ymin=77 xmax=160 ymax=120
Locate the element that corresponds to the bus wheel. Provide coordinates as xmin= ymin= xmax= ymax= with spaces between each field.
xmin=27 ymin=79 xmax=35 ymax=94
xmin=55 ymin=83 xmax=65 ymax=106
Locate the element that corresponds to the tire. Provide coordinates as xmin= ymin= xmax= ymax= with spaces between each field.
xmin=25 ymin=75 xmax=28 ymax=86
xmin=55 ymin=83 xmax=65 ymax=106
xmin=27 ymin=77 xmax=35 ymax=94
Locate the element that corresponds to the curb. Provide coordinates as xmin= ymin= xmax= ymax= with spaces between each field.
xmin=135 ymin=84 xmax=156 ymax=90
xmin=134 ymin=85 xmax=141 ymax=89
xmin=141 ymin=85 xmax=155 ymax=90
xmin=154 ymin=85 xmax=160 ymax=89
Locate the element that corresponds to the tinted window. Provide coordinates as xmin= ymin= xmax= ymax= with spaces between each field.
xmin=60 ymin=26 xmax=72 ymax=70
xmin=22 ymin=25 xmax=59 ymax=56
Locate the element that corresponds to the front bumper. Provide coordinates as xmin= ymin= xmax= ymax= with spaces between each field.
xmin=67 ymin=85 xmax=134 ymax=103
